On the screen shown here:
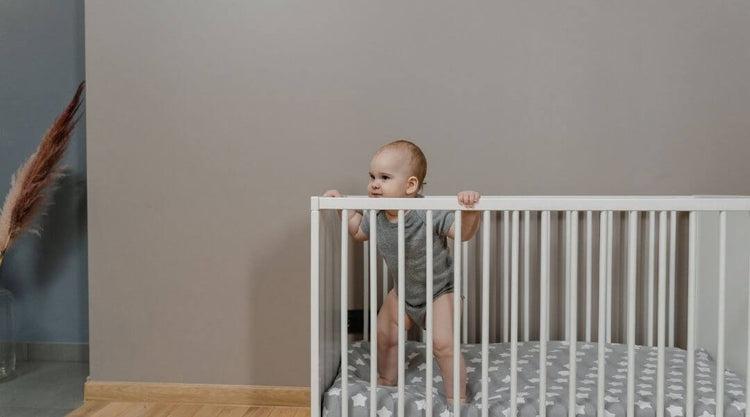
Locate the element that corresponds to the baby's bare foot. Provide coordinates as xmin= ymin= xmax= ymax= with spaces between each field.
xmin=377 ymin=377 xmax=397 ymax=386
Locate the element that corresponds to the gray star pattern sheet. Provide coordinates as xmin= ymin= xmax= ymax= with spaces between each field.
xmin=322 ymin=341 xmax=746 ymax=417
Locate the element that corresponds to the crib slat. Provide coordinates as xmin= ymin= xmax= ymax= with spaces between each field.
xmin=463 ymin=241 xmax=469 ymax=344
xmin=426 ymin=211 xmax=434 ymax=417
xmin=341 ymin=211 xmax=349 ymax=417
xmin=627 ymin=211 xmax=638 ymax=417
xmin=364 ymin=242 xmax=369 ymax=341
xmin=397 ymin=210 xmax=406 ymax=417
xmin=540 ymin=211 xmax=550 ymax=417
xmin=511 ymin=210 xmax=519 ymax=417
xmin=524 ymin=210 xmax=531 ymax=342
xmin=370 ymin=211 xmax=378 ymax=417
xmin=454 ymin=210 xmax=462 ymax=416
xmin=597 ymin=212 xmax=607 ymax=417
xmin=504 ymin=210 xmax=510 ymax=343
xmin=607 ymin=211 xmax=614 ymax=343
xmin=648 ymin=211 xmax=656 ymax=347
xmin=657 ymin=211 xmax=667 ymax=417
xmin=547 ymin=214 xmax=551 ymax=340
xmin=568 ymin=212 xmax=578 ymax=417
xmin=686 ymin=212 xmax=696 ymax=417
xmin=567 ymin=209 xmax=571 ymax=326
xmin=311 ymin=210 xmax=320 ymax=417
xmin=668 ymin=211 xmax=677 ymax=348
xmin=746 ymin=222 xmax=750 ymax=417
xmin=482 ymin=211 xmax=490 ymax=417
xmin=717 ymin=211 xmax=727 ymax=417
xmin=490 ymin=213 xmax=498 ymax=343
xmin=586 ymin=211 xmax=593 ymax=343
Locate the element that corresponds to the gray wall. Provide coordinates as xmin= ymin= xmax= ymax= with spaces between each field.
xmin=0 ymin=0 xmax=87 ymax=343
xmin=85 ymin=1 xmax=750 ymax=387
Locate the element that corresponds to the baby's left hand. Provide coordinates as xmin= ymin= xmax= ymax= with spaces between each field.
xmin=457 ymin=191 xmax=481 ymax=208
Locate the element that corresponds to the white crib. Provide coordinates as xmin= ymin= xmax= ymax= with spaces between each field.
xmin=311 ymin=196 xmax=750 ymax=417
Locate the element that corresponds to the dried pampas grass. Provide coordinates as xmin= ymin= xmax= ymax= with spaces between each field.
xmin=0 ymin=82 xmax=85 ymax=268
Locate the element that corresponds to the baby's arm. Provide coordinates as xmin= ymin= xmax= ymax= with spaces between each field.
xmin=448 ymin=191 xmax=481 ymax=242
xmin=323 ymin=190 xmax=369 ymax=242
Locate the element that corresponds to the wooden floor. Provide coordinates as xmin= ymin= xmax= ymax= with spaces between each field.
xmin=67 ymin=402 xmax=311 ymax=417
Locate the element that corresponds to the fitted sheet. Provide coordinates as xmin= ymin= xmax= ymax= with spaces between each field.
xmin=322 ymin=341 xmax=746 ymax=417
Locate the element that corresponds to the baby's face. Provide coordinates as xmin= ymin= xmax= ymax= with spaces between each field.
xmin=368 ymin=148 xmax=417 ymax=198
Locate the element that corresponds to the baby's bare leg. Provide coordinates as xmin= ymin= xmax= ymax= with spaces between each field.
xmin=431 ymin=292 xmax=467 ymax=403
xmin=376 ymin=289 xmax=413 ymax=386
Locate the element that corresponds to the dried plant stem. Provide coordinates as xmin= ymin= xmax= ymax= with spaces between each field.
xmin=0 ymin=82 xmax=84 ymax=269
xmin=0 ymin=234 xmax=9 ymax=269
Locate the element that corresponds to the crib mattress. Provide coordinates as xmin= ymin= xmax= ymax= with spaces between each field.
xmin=322 ymin=341 xmax=746 ymax=417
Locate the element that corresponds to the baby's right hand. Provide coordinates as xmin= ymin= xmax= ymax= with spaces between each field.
xmin=324 ymin=190 xmax=342 ymax=198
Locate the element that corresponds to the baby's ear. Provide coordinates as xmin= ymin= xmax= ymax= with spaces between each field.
xmin=406 ymin=176 xmax=420 ymax=195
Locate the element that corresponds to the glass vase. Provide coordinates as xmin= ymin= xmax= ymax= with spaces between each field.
xmin=0 ymin=288 xmax=15 ymax=381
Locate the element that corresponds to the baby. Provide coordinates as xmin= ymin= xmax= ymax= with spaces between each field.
xmin=324 ymin=140 xmax=480 ymax=403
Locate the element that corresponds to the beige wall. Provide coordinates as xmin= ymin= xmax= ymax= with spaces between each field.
xmin=85 ymin=1 xmax=750 ymax=386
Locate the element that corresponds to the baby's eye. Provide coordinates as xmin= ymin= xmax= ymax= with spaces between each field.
xmin=369 ymin=174 xmax=375 ymax=180
xmin=381 ymin=176 xmax=389 ymax=180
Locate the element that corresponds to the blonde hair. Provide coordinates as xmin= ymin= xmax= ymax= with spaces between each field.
xmin=377 ymin=140 xmax=427 ymax=189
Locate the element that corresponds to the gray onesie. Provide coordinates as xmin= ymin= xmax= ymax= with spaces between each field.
xmin=360 ymin=205 xmax=456 ymax=329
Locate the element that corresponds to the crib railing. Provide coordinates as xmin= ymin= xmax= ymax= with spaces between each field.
xmin=311 ymin=196 xmax=750 ymax=417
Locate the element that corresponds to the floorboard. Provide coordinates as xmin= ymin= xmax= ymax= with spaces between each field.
xmin=66 ymin=403 xmax=310 ymax=417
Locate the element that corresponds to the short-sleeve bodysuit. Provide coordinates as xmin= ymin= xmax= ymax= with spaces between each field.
xmin=360 ymin=201 xmax=456 ymax=329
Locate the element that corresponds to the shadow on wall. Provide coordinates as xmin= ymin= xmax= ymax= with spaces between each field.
xmin=0 ymin=168 xmax=86 ymax=293
xmin=35 ymin=169 xmax=87 ymax=285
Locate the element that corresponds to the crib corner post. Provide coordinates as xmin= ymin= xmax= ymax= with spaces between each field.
xmin=311 ymin=207 xmax=321 ymax=417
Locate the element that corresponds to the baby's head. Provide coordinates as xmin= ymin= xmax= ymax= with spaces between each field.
xmin=368 ymin=140 xmax=427 ymax=198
